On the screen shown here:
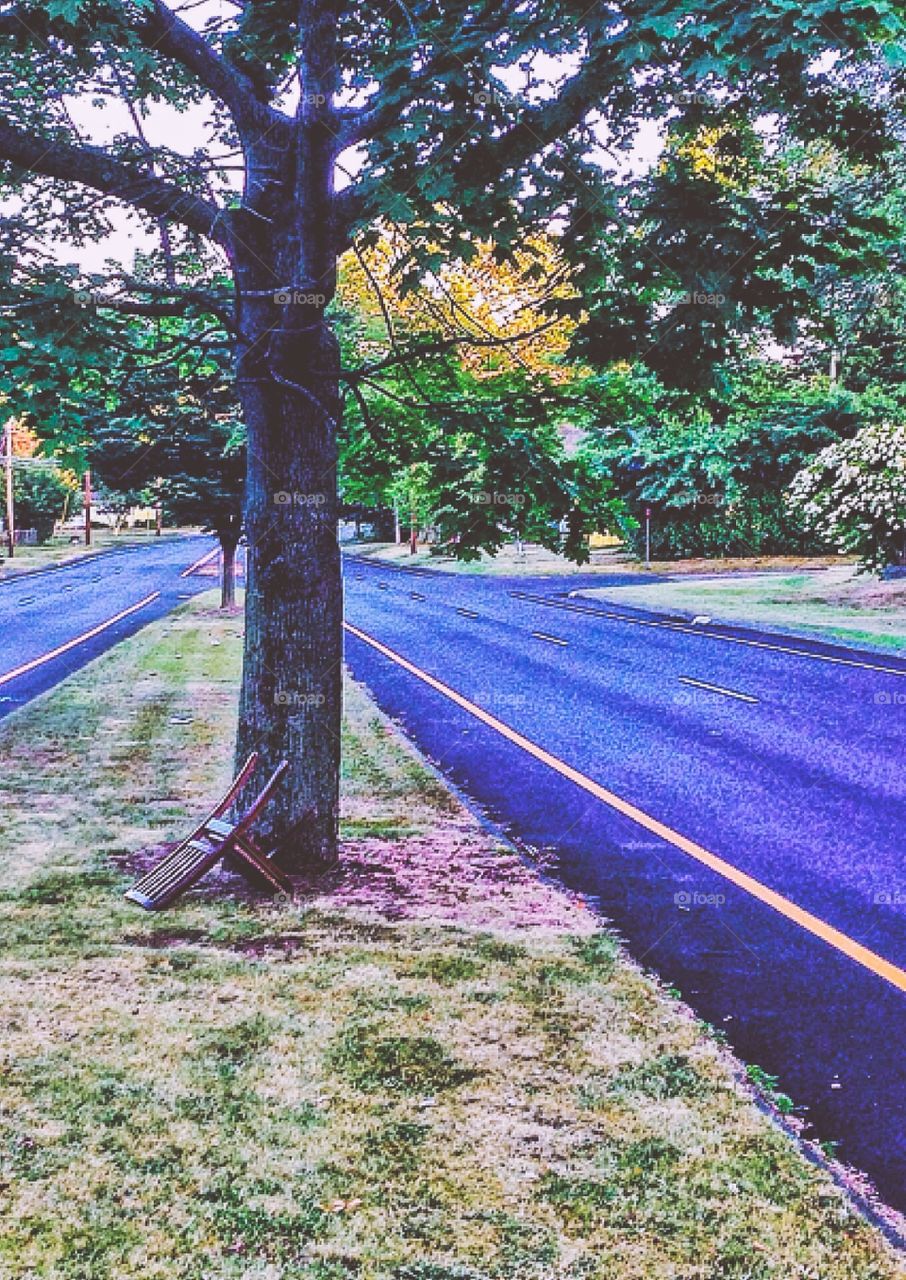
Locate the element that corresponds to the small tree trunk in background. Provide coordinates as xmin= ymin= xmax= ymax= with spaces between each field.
xmin=4 ymin=419 xmax=14 ymax=559
xmin=220 ymin=535 xmax=238 ymax=609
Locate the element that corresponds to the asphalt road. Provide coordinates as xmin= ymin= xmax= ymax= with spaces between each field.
xmin=342 ymin=554 xmax=906 ymax=1215
xmin=0 ymin=535 xmax=216 ymax=721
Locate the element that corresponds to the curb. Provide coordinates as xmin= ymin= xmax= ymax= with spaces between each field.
xmin=566 ymin=589 xmax=906 ymax=668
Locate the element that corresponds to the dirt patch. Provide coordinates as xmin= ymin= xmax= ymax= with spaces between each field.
xmin=822 ymin=579 xmax=906 ymax=611
xmin=302 ymin=830 xmax=595 ymax=932
xmin=119 ymin=927 xmax=209 ymax=949
xmin=652 ymin=554 xmax=853 ymax=575
xmin=123 ymin=821 xmax=594 ymax=935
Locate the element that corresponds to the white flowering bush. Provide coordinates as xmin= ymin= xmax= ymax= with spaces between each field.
xmin=788 ymin=422 xmax=906 ymax=571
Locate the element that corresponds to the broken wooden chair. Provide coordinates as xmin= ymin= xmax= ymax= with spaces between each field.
xmin=125 ymin=752 xmax=293 ymax=910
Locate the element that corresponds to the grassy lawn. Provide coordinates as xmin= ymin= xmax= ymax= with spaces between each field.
xmin=0 ymin=595 xmax=903 ymax=1279
xmin=342 ymin=541 xmax=634 ymax=577
xmin=0 ymin=527 xmax=196 ymax=581
xmin=578 ymin=567 xmax=906 ymax=654
xmin=343 ymin=542 xmax=855 ymax=581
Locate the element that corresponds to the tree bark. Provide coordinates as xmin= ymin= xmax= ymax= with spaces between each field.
xmin=233 ymin=312 xmax=342 ymax=869
xmin=220 ymin=534 xmax=238 ymax=609
xmin=229 ymin=210 xmax=342 ymax=866
xmin=229 ymin=1 xmax=342 ymax=872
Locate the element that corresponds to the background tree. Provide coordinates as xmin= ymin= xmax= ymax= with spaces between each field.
xmin=0 ymin=421 xmax=73 ymax=550
xmin=577 ymin=370 xmax=870 ymax=559
xmin=91 ymin=413 xmax=245 ymax=606
xmin=10 ymin=460 xmax=71 ymax=543
xmin=789 ymin=421 xmax=906 ymax=571
xmin=85 ymin=318 xmax=246 ymax=608
xmin=334 ymin=232 xmax=618 ymax=558
xmin=0 ymin=0 xmax=900 ymax=867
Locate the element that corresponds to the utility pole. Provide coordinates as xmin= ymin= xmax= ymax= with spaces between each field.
xmin=644 ymin=506 xmax=651 ymax=569
xmin=4 ymin=420 xmax=14 ymax=560
xmin=83 ymin=468 xmax=92 ymax=546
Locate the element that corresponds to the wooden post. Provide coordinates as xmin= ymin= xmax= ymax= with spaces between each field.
xmin=83 ymin=468 xmax=92 ymax=546
xmin=4 ymin=420 xmax=14 ymax=559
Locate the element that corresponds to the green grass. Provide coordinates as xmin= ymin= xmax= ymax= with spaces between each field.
xmin=0 ymin=595 xmax=902 ymax=1279
xmin=331 ymin=1024 xmax=477 ymax=1093
xmin=343 ymin=540 xmax=629 ymax=576
xmin=579 ymin=567 xmax=906 ymax=653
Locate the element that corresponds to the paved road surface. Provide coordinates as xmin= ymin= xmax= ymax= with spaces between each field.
xmin=343 ymin=554 xmax=906 ymax=1214
xmin=0 ymin=535 xmax=215 ymax=720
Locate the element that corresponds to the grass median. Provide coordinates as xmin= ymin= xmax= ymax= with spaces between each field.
xmin=577 ymin=567 xmax=906 ymax=654
xmin=0 ymin=594 xmax=903 ymax=1279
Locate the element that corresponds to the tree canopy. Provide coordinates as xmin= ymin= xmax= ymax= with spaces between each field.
xmin=0 ymin=0 xmax=903 ymax=864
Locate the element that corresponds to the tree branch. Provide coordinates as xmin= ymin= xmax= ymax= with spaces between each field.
xmin=0 ymin=1 xmax=290 ymax=142
xmin=0 ymin=116 xmax=228 ymax=243
xmin=334 ymin=40 xmax=613 ymax=247
xmin=350 ymin=317 xmax=563 ymax=379
xmin=136 ymin=0 xmax=290 ymax=139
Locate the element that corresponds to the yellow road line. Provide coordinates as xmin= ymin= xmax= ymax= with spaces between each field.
xmin=180 ymin=545 xmax=220 ymax=577
xmin=0 ymin=592 xmax=161 ymax=687
xmin=345 ymin=620 xmax=906 ymax=994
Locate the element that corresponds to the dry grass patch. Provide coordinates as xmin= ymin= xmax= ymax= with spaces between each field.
xmin=343 ymin=543 xmax=857 ymax=581
xmin=0 ymin=595 xmax=903 ymax=1279
xmin=343 ymin=542 xmax=629 ymax=577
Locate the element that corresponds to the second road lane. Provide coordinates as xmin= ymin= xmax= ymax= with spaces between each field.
xmin=342 ymin=555 xmax=906 ymax=1214
xmin=0 ymin=536 xmax=217 ymax=719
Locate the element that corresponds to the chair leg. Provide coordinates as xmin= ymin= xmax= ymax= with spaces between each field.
xmin=226 ymin=835 xmax=293 ymax=896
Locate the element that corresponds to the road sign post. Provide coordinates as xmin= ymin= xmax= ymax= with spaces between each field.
xmin=645 ymin=507 xmax=651 ymax=568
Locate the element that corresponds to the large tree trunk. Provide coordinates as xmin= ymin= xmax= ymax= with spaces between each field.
xmin=230 ymin=5 xmax=342 ymax=872
xmin=231 ymin=312 xmax=343 ymax=867
xmin=234 ymin=310 xmax=342 ymax=870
